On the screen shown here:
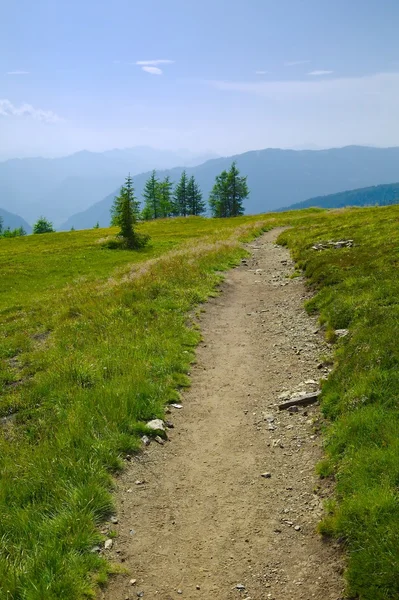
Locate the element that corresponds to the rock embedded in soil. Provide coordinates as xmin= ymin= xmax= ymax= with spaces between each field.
xmin=146 ymin=419 xmax=165 ymax=432
xmin=335 ymin=328 xmax=349 ymax=338
xmin=278 ymin=391 xmax=321 ymax=410
xmin=261 ymin=472 xmax=272 ymax=479
xmin=104 ymin=538 xmax=113 ymax=550
xmin=141 ymin=435 xmax=150 ymax=446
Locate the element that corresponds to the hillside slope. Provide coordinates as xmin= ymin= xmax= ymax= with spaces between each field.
xmin=61 ymin=145 xmax=399 ymax=230
xmin=283 ymin=181 xmax=399 ymax=211
xmin=0 ymin=207 xmax=32 ymax=233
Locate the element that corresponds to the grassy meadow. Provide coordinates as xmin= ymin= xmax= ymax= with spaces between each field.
xmin=1 ymin=206 xmax=399 ymax=599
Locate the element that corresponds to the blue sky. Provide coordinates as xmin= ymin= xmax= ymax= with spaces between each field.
xmin=1 ymin=0 xmax=399 ymax=159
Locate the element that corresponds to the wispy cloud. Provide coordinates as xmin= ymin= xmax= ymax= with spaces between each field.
xmin=255 ymin=70 xmax=268 ymax=75
xmin=7 ymin=70 xmax=29 ymax=75
xmin=136 ymin=59 xmax=174 ymax=66
xmin=284 ymin=60 xmax=310 ymax=67
xmin=0 ymin=99 xmax=62 ymax=123
xmin=308 ymin=70 xmax=333 ymax=76
xmin=206 ymin=71 xmax=399 ymax=105
xmin=141 ymin=66 xmax=163 ymax=75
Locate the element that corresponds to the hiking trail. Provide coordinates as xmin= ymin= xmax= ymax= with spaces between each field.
xmin=100 ymin=228 xmax=344 ymax=600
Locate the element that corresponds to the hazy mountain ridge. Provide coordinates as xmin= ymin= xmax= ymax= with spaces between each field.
xmin=283 ymin=181 xmax=399 ymax=211
xmin=61 ymin=145 xmax=399 ymax=230
xmin=0 ymin=147 xmax=217 ymax=226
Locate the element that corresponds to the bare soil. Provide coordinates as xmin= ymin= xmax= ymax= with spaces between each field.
xmin=100 ymin=229 xmax=344 ymax=600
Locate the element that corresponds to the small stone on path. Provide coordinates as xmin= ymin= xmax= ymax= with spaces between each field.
xmin=104 ymin=539 xmax=113 ymax=550
xmin=261 ymin=472 xmax=272 ymax=479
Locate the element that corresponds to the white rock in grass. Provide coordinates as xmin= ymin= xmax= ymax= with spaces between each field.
xmin=146 ymin=419 xmax=165 ymax=431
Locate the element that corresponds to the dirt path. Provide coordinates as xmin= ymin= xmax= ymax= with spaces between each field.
xmin=101 ymin=229 xmax=344 ymax=600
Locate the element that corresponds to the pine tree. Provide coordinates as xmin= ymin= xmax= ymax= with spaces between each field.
xmin=93 ymin=222 xmax=99 ymax=229
xmin=159 ymin=176 xmax=174 ymax=218
xmin=0 ymin=216 xmax=3 ymax=236
xmin=209 ymin=170 xmax=229 ymax=217
xmin=33 ymin=216 xmax=54 ymax=234
xmin=173 ymin=170 xmax=189 ymax=216
xmin=142 ymin=170 xmax=161 ymax=220
xmin=110 ymin=174 xmax=143 ymax=249
xmin=227 ymin=161 xmax=248 ymax=216
xmin=209 ymin=162 xmax=248 ymax=217
xmin=186 ymin=175 xmax=206 ymax=216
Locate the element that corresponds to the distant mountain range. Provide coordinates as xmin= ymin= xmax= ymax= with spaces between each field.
xmin=61 ymin=145 xmax=399 ymax=230
xmin=0 ymin=147 xmax=217 ymax=227
xmin=0 ymin=208 xmax=32 ymax=233
xmin=283 ymin=182 xmax=399 ymax=211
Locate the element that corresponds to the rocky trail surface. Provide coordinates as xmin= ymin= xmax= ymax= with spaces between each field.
xmin=100 ymin=229 xmax=344 ymax=600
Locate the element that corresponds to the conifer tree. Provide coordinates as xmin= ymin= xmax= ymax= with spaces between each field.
xmin=0 ymin=216 xmax=3 ymax=235
xmin=142 ymin=170 xmax=161 ymax=220
xmin=33 ymin=216 xmax=54 ymax=234
xmin=186 ymin=175 xmax=206 ymax=216
xmin=209 ymin=170 xmax=229 ymax=217
xmin=209 ymin=162 xmax=248 ymax=217
xmin=173 ymin=170 xmax=189 ymax=216
xmin=227 ymin=161 xmax=248 ymax=216
xmin=110 ymin=174 xmax=143 ymax=248
xmin=159 ymin=176 xmax=174 ymax=218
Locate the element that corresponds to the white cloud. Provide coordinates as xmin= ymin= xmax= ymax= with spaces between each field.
xmin=141 ymin=66 xmax=163 ymax=75
xmin=136 ymin=59 xmax=174 ymax=65
xmin=7 ymin=70 xmax=29 ymax=75
xmin=255 ymin=70 xmax=268 ymax=75
xmin=0 ymin=99 xmax=62 ymax=123
xmin=284 ymin=60 xmax=310 ymax=67
xmin=308 ymin=70 xmax=333 ymax=76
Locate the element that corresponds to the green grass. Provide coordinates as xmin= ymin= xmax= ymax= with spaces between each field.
xmin=279 ymin=204 xmax=399 ymax=600
xmin=2 ymin=206 xmax=399 ymax=599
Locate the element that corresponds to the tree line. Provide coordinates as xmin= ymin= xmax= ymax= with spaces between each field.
xmin=115 ymin=161 xmax=249 ymax=222
xmin=110 ymin=162 xmax=249 ymax=249
xmin=108 ymin=162 xmax=249 ymax=249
